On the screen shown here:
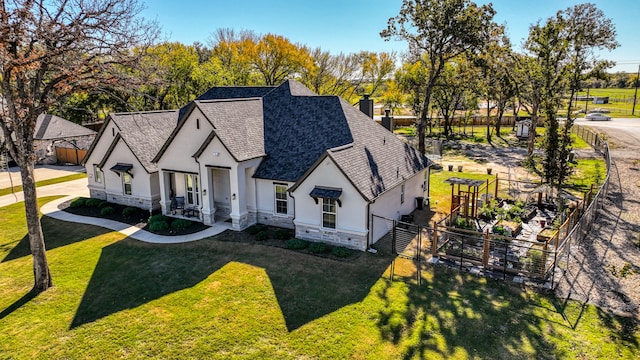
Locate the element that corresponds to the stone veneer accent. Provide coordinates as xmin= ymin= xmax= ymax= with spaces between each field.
xmin=256 ymin=210 xmax=294 ymax=229
xmin=91 ymin=191 xmax=160 ymax=211
xmin=295 ymin=223 xmax=367 ymax=251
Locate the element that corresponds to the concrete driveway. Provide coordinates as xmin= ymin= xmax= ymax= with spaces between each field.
xmin=0 ymin=164 xmax=85 ymax=189
xmin=0 ymin=178 xmax=88 ymax=208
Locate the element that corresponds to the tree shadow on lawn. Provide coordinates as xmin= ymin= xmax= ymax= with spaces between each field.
xmin=2 ymin=216 xmax=112 ymax=263
xmin=70 ymin=236 xmax=394 ymax=331
xmin=376 ymin=264 xmax=639 ymax=359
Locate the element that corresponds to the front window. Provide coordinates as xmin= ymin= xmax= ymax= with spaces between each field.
xmin=94 ymin=165 xmax=103 ymax=184
xmin=322 ymin=198 xmax=336 ymax=229
xmin=185 ymin=174 xmax=199 ymax=206
xmin=122 ymin=173 xmax=132 ymax=195
xmin=275 ymin=185 xmax=288 ymax=214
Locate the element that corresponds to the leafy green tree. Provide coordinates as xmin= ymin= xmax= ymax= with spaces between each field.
xmin=525 ymin=14 xmax=569 ymax=185
xmin=559 ymin=3 xmax=618 ymax=184
xmin=381 ymin=0 xmax=498 ymax=153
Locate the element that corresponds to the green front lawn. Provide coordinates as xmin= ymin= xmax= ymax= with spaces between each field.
xmin=1 ymin=198 xmax=638 ymax=358
xmin=0 ymin=172 xmax=87 ymax=196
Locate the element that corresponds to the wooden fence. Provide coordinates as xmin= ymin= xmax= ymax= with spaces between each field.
xmin=55 ymin=147 xmax=87 ymax=165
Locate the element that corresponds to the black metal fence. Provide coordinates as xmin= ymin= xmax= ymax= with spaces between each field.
xmin=373 ymin=124 xmax=612 ymax=286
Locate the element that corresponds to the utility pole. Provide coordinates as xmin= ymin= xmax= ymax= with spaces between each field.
xmin=633 ymin=64 xmax=640 ymax=116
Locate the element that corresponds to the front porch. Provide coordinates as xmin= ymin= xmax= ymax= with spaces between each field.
xmin=158 ymin=166 xmax=256 ymax=230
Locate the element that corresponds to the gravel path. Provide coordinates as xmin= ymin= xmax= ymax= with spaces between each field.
xmin=555 ymin=129 xmax=640 ymax=319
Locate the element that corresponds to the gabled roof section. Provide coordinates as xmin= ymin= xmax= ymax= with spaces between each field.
xmin=253 ymin=80 xmax=353 ymax=181
xmin=325 ymin=99 xmax=432 ymax=201
xmin=34 ymin=114 xmax=95 ymax=140
xmin=107 ymin=110 xmax=178 ymax=173
xmin=194 ymin=98 xmax=265 ymax=161
xmin=178 ymin=85 xmax=276 ymax=121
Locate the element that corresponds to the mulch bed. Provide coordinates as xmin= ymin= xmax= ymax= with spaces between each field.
xmin=58 ymin=199 xmax=363 ymax=261
xmin=58 ymin=199 xmax=210 ymax=236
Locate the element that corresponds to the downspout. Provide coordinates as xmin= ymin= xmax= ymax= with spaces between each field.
xmin=366 ymin=200 xmax=372 ymax=249
xmin=289 ymin=187 xmax=296 ymax=234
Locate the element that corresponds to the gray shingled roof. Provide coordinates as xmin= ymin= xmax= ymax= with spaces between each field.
xmin=34 ymin=114 xmax=95 ymax=140
xmin=178 ymin=86 xmax=277 ymax=121
xmin=253 ymin=81 xmax=353 ymax=181
xmin=109 ymin=110 xmax=178 ymax=173
xmin=252 ymin=80 xmax=431 ymax=202
xmin=194 ymin=98 xmax=265 ymax=161
xmin=327 ymin=99 xmax=431 ymax=201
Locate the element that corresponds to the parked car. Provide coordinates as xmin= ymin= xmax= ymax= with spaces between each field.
xmin=585 ymin=112 xmax=611 ymax=121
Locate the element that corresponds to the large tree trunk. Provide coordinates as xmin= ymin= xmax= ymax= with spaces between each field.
xmin=19 ymin=160 xmax=52 ymax=292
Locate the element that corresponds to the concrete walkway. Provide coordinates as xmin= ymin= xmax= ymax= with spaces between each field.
xmin=40 ymin=196 xmax=231 ymax=243
xmin=2 ymin=178 xmax=231 ymax=244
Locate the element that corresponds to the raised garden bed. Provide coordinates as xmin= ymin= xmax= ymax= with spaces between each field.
xmin=536 ymin=227 xmax=558 ymax=243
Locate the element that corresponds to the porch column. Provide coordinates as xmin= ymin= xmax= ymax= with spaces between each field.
xmin=229 ymin=165 xmax=249 ymax=230
xmin=158 ymin=171 xmax=172 ymax=215
xmin=201 ymin=167 xmax=216 ymax=225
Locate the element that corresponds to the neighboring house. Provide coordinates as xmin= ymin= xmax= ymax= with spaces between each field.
xmin=82 ymin=110 xmax=177 ymax=210
xmin=85 ymin=80 xmax=432 ymax=250
xmin=1 ymin=114 xmax=96 ymax=165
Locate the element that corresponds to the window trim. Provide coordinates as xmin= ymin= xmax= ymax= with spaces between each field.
xmin=321 ymin=198 xmax=337 ymax=230
xmin=122 ymin=172 xmax=132 ymax=195
xmin=274 ymin=184 xmax=288 ymax=215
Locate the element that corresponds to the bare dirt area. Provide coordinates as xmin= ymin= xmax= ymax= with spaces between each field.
xmin=555 ymin=140 xmax=640 ymax=319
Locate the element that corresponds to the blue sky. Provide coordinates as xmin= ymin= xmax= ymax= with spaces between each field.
xmin=142 ymin=0 xmax=639 ymax=73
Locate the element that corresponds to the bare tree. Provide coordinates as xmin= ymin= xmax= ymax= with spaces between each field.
xmin=0 ymin=0 xmax=157 ymax=292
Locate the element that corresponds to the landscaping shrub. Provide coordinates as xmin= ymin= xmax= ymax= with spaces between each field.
xmin=331 ymin=246 xmax=353 ymax=258
xmin=255 ymin=231 xmax=269 ymax=241
xmin=285 ymin=238 xmax=309 ymax=250
xmin=98 ymin=200 xmax=110 ymax=208
xmin=274 ymin=229 xmax=291 ymax=240
xmin=148 ymin=214 xmax=169 ymax=224
xmin=122 ymin=207 xmax=138 ymax=218
xmin=171 ymin=219 xmax=193 ymax=230
xmin=100 ymin=206 xmax=115 ymax=216
xmin=149 ymin=220 xmax=169 ymax=232
xmin=308 ymin=242 xmax=329 ymax=254
xmin=246 ymin=224 xmax=267 ymax=235
xmin=85 ymin=198 xmax=102 ymax=207
xmin=69 ymin=197 xmax=86 ymax=208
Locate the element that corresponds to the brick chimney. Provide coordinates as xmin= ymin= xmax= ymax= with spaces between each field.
xmin=359 ymin=94 xmax=374 ymax=118
xmin=381 ymin=109 xmax=394 ymax=131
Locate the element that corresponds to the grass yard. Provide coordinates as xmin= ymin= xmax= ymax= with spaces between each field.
xmin=0 ymin=172 xmax=87 ymax=196
xmin=575 ymin=88 xmax=640 ymax=117
xmin=1 ymin=198 xmax=638 ymax=359
xmin=429 ymin=170 xmax=495 ymax=216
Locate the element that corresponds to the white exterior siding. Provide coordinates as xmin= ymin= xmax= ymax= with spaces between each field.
xmin=369 ymin=169 xmax=427 ymax=244
xmin=292 ymin=157 xmax=368 ymax=250
xmin=84 ymin=121 xmax=160 ymax=209
xmin=156 ymin=108 xmax=212 ymax=174
xmin=255 ymin=179 xmax=294 ymax=229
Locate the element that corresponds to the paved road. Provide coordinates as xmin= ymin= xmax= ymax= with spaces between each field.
xmin=574 ymin=117 xmax=640 ymax=159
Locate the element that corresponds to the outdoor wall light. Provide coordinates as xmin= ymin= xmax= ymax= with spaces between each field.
xmin=203 ymin=189 xmax=207 ymax=195
xmin=232 ymin=193 xmax=236 ymax=200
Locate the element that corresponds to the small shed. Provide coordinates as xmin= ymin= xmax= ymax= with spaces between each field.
xmin=593 ymin=96 xmax=609 ymax=104
xmin=516 ymin=118 xmax=532 ymax=138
